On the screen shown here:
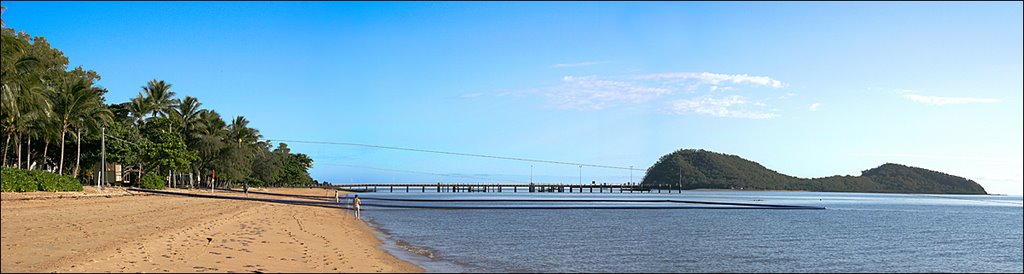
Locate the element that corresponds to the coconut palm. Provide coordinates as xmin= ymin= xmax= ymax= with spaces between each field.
xmin=227 ymin=116 xmax=260 ymax=147
xmin=14 ymin=92 xmax=51 ymax=169
xmin=141 ymin=79 xmax=176 ymax=118
xmin=26 ymin=113 xmax=56 ymax=170
xmin=169 ymin=96 xmax=202 ymax=139
xmin=1 ymin=36 xmax=45 ymax=168
xmin=70 ymin=92 xmax=112 ymax=177
xmin=126 ymin=94 xmax=150 ymax=126
xmin=49 ymin=78 xmax=107 ymax=175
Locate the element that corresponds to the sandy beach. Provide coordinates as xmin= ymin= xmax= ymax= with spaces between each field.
xmin=0 ymin=187 xmax=422 ymax=273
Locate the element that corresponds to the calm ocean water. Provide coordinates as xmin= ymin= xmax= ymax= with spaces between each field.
xmin=352 ymin=190 xmax=1023 ymax=272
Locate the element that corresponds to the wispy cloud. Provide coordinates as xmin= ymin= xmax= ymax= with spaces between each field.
xmin=635 ymin=72 xmax=786 ymax=89
xmin=808 ymin=102 xmax=821 ymax=111
xmin=553 ymin=61 xmax=604 ymax=68
xmin=459 ymin=92 xmax=484 ymax=99
xmin=665 ymin=96 xmax=778 ymax=119
xmin=903 ymin=94 xmax=999 ymax=106
xmin=512 ymin=72 xmax=786 ymax=118
xmin=544 ymin=76 xmax=671 ymax=110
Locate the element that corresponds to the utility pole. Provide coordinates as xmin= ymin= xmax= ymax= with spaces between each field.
xmin=578 ymin=165 xmax=582 ymax=185
xmin=530 ymin=165 xmax=533 ymax=184
xmin=100 ymin=127 xmax=105 ymax=191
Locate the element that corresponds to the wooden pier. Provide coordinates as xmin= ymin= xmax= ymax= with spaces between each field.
xmin=333 ymin=183 xmax=693 ymax=194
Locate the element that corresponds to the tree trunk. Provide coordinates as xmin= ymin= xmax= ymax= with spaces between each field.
xmin=3 ymin=131 xmax=11 ymax=167
xmin=42 ymin=140 xmax=49 ymax=171
xmin=26 ymin=135 xmax=32 ymax=169
xmin=16 ymin=132 xmax=22 ymax=169
xmin=58 ymin=126 xmax=67 ymax=175
xmin=73 ymin=127 xmax=82 ymax=177
xmin=138 ymin=163 xmax=143 ymax=188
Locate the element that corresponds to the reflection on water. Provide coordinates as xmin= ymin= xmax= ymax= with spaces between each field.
xmin=362 ymin=190 xmax=1023 ymax=273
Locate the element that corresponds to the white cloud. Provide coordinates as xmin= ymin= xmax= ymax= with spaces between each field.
xmin=636 ymin=72 xmax=786 ymax=88
xmin=665 ymin=96 xmax=778 ymax=119
xmin=459 ymin=92 xmax=483 ymax=98
xmin=553 ymin=61 xmax=604 ymax=68
xmin=523 ymin=71 xmax=786 ymax=118
xmin=544 ymin=76 xmax=671 ymax=110
xmin=903 ymin=94 xmax=999 ymax=106
xmin=808 ymin=103 xmax=821 ymax=111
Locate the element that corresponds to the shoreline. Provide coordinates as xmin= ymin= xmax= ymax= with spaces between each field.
xmin=683 ymin=188 xmax=1013 ymax=196
xmin=364 ymin=217 xmax=472 ymax=273
xmin=686 ymin=188 xmax=811 ymax=192
xmin=0 ymin=187 xmax=423 ymax=273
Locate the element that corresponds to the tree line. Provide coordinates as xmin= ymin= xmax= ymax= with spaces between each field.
xmin=1 ymin=7 xmax=316 ymax=189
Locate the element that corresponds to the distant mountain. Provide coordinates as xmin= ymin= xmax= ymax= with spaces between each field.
xmin=639 ymin=149 xmax=987 ymax=194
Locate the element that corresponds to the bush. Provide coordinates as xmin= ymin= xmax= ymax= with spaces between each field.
xmin=37 ymin=172 xmax=82 ymax=192
xmin=140 ymin=173 xmax=165 ymax=190
xmin=1 ymin=167 xmax=83 ymax=192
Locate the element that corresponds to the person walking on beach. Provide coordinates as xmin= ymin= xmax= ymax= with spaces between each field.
xmin=353 ymin=194 xmax=361 ymax=218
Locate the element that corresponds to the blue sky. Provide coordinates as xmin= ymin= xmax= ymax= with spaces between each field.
xmin=4 ymin=2 xmax=1022 ymax=194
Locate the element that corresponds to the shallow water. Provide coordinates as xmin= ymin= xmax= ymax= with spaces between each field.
xmin=358 ymin=190 xmax=1023 ymax=272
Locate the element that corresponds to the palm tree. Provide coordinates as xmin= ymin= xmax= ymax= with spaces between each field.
xmin=167 ymin=96 xmax=202 ymax=188
xmin=71 ymin=91 xmax=112 ymax=177
xmin=1 ymin=85 xmax=49 ymax=168
xmin=196 ymin=109 xmax=226 ymax=136
xmin=191 ymin=109 xmax=227 ymax=187
xmin=27 ymin=114 xmax=56 ymax=170
xmin=127 ymin=94 xmax=150 ymax=126
xmin=141 ymin=79 xmax=175 ymax=118
xmin=49 ymin=78 xmax=106 ymax=175
xmin=169 ymin=96 xmax=202 ymax=139
xmin=228 ymin=116 xmax=260 ymax=147
xmin=1 ymin=36 xmax=45 ymax=168
xmin=15 ymin=94 xmax=51 ymax=169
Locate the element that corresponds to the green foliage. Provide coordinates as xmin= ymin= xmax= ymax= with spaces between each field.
xmin=1 ymin=167 xmax=82 ymax=192
xmin=139 ymin=173 xmax=165 ymax=190
xmin=246 ymin=143 xmax=315 ymax=187
xmin=1 ymin=167 xmax=37 ymax=192
xmin=141 ymin=118 xmax=197 ymax=173
xmin=105 ymin=117 xmax=145 ymax=168
xmin=640 ymin=149 xmax=987 ymax=194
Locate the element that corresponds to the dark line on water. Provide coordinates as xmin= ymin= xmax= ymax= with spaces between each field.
xmin=208 ymin=188 xmax=825 ymax=210
xmin=914 ymin=194 xmax=1024 ymax=206
xmin=359 ymin=203 xmax=819 ymax=210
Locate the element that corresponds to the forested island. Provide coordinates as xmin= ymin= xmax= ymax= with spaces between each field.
xmin=640 ymin=149 xmax=987 ymax=194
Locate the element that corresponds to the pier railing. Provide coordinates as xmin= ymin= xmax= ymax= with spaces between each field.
xmin=333 ymin=183 xmax=692 ymax=194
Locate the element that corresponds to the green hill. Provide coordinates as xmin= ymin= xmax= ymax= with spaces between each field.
xmin=640 ymin=149 xmax=987 ymax=194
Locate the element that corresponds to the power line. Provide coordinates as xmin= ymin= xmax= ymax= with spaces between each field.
xmin=320 ymin=163 xmax=529 ymax=184
xmin=265 ymin=139 xmax=640 ymax=171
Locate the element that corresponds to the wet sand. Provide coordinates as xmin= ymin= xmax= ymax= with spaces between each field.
xmin=0 ymin=187 xmax=422 ymax=273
